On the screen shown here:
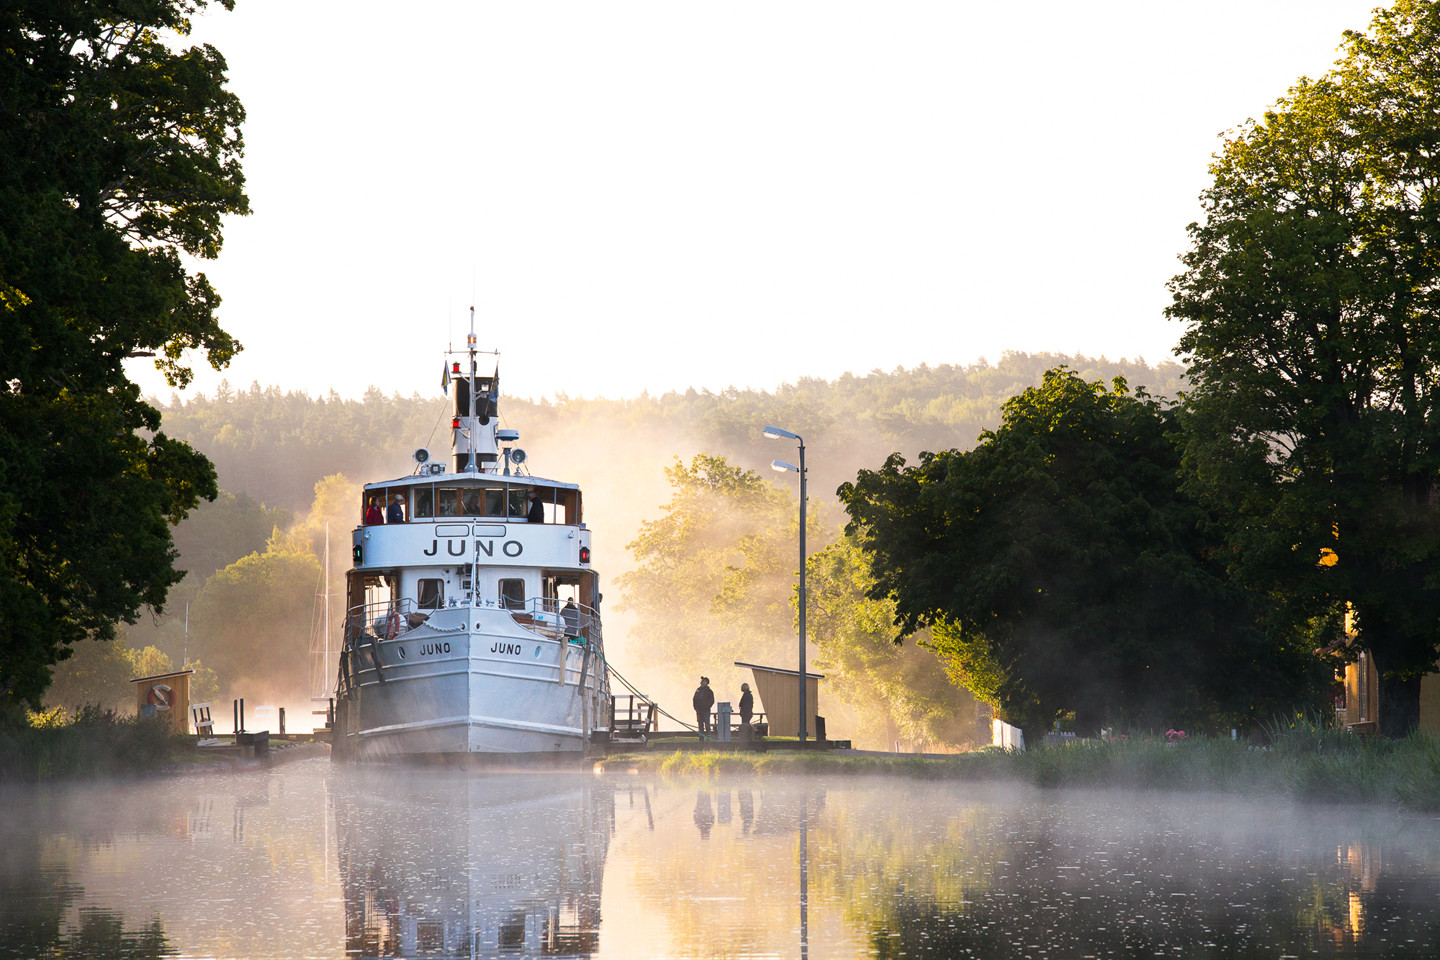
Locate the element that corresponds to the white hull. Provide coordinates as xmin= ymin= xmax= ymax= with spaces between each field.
xmin=336 ymin=606 xmax=608 ymax=760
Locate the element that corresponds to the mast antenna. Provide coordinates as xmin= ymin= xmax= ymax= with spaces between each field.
xmin=467 ymin=305 xmax=477 ymax=473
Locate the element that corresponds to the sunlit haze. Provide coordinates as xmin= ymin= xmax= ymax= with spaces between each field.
xmin=125 ymin=0 xmax=1384 ymax=403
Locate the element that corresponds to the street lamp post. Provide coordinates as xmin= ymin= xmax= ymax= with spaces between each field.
xmin=764 ymin=425 xmax=807 ymax=743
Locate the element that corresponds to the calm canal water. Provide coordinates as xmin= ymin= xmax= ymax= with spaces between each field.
xmin=3 ymin=756 xmax=1440 ymax=958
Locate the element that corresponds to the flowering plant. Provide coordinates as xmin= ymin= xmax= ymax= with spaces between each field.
xmin=1165 ymin=729 xmax=1188 ymax=743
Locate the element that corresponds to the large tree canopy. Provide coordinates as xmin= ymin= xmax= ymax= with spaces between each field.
xmin=840 ymin=368 xmax=1324 ymax=745
xmin=617 ymin=454 xmax=804 ymax=683
xmin=0 ymin=0 xmax=247 ymax=708
xmin=1167 ymin=0 xmax=1440 ymax=736
xmin=806 ymin=532 xmax=980 ymax=750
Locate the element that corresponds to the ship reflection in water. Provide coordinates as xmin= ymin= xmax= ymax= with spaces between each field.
xmin=333 ymin=768 xmax=615 ymax=959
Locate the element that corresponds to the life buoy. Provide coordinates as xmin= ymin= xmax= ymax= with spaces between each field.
xmin=385 ymin=611 xmax=401 ymax=639
xmin=146 ymin=683 xmax=173 ymax=709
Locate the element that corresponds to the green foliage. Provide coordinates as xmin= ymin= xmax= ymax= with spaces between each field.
xmin=617 ymin=454 xmax=804 ymax=679
xmin=1167 ymin=0 xmax=1440 ymax=736
xmin=0 ymin=706 xmax=185 ymax=782
xmin=43 ymin=632 xmax=137 ymax=713
xmin=171 ymin=489 xmax=290 ymax=583
xmin=152 ymin=354 xmax=1187 ymax=515
xmin=617 ymin=728 xmax=1440 ymax=809
xmin=0 ymin=1 xmax=247 ymax=708
xmin=841 ymin=368 xmax=1326 ymax=746
xmin=808 ymin=533 xmax=980 ymax=749
xmin=188 ymin=542 xmax=320 ymax=706
xmin=127 ymin=645 xmax=174 ymax=681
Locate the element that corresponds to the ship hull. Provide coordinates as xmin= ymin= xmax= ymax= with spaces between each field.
xmin=334 ymin=606 xmax=607 ymax=761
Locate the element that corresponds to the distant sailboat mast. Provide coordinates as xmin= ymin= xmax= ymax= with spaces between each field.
xmin=323 ymin=522 xmax=330 ymax=682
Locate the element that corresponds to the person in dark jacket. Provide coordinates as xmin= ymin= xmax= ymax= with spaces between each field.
xmin=693 ymin=677 xmax=715 ymax=734
xmin=527 ymin=491 xmax=545 ymax=523
xmin=738 ymin=683 xmax=754 ymax=736
xmin=386 ymin=494 xmax=406 ymax=523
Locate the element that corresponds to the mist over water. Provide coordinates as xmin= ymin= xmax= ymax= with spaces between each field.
xmin=4 ymin=759 xmax=1439 ymax=958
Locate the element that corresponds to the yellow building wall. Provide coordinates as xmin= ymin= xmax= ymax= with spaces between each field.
xmin=1345 ymin=655 xmax=1440 ymax=736
xmin=741 ymin=664 xmax=820 ymax=739
xmin=131 ymin=671 xmax=193 ymax=736
xmin=1420 ymin=674 xmax=1440 ymax=736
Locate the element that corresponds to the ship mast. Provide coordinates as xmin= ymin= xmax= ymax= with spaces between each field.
xmin=467 ymin=306 xmax=477 ymax=474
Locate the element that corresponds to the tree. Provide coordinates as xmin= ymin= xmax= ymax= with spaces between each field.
xmin=840 ymin=368 xmax=1324 ymax=746
xmin=807 ymin=533 xmax=981 ymax=750
xmin=617 ymin=454 xmax=805 ymax=682
xmin=0 ymin=1 xmax=247 ymax=708
xmin=170 ymin=490 xmax=290 ymax=583
xmin=43 ymin=631 xmax=136 ymax=713
xmin=188 ymin=540 xmax=320 ymax=707
xmin=1167 ymin=0 xmax=1440 ymax=736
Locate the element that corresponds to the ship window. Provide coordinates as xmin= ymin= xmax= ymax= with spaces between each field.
xmin=499 ymin=578 xmax=526 ymax=610
xmin=416 ymin=919 xmax=444 ymax=952
xmin=497 ymin=911 xmax=525 ymax=951
xmin=435 ymin=487 xmax=462 ymax=517
xmin=414 ymin=487 xmax=434 ymax=519
xmin=461 ymin=487 xmax=506 ymax=517
xmin=507 ymin=486 xmax=527 ymax=518
xmin=417 ymin=579 xmax=444 ymax=610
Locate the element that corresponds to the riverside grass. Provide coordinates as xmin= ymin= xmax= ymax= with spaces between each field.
xmin=0 ymin=706 xmax=189 ymax=782
xmin=606 ymin=722 xmax=1440 ymax=812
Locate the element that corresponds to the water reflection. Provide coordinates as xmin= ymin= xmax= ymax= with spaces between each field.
xmin=3 ymin=766 xmax=1440 ymax=958
xmin=0 ymin=793 xmax=174 ymax=960
xmin=333 ymin=768 xmax=616 ymax=959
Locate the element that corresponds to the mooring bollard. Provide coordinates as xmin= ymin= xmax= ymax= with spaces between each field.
xmin=278 ymin=706 xmax=286 ymax=736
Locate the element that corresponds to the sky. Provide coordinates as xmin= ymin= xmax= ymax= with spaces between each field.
xmin=127 ymin=0 xmax=1390 ymax=404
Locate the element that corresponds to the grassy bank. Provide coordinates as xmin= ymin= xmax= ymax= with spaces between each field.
xmin=0 ymin=706 xmax=190 ymax=782
xmin=603 ymin=722 xmax=1440 ymax=811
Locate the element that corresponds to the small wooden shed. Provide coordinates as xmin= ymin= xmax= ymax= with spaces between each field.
xmin=130 ymin=669 xmax=194 ymax=736
xmin=734 ymin=660 xmax=823 ymax=739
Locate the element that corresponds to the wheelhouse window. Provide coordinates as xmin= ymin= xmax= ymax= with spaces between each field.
xmin=413 ymin=487 xmax=434 ymax=519
xmin=461 ymin=486 xmax=507 ymax=517
xmin=417 ymin=579 xmax=444 ymax=610
xmin=435 ymin=487 xmax=462 ymax=517
xmin=499 ymin=578 xmax=526 ymax=610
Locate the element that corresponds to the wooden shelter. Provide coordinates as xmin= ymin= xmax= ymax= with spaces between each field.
xmin=130 ymin=669 xmax=195 ymax=736
xmin=734 ymin=660 xmax=823 ymax=740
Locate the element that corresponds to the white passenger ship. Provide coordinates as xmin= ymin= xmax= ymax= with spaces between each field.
xmin=332 ymin=327 xmax=612 ymax=759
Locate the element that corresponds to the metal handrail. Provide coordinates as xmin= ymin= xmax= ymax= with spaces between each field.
xmin=344 ymin=597 xmax=420 ymax=647
xmin=506 ymin=597 xmax=601 ymax=643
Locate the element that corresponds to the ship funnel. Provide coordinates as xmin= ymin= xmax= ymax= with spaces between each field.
xmin=451 ymin=368 xmax=501 ymax=472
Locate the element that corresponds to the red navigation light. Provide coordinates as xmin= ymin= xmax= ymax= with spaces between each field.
xmin=451 ymin=417 xmax=461 ymax=429
xmin=579 ymin=546 xmax=591 ymax=564
xmin=452 ymin=362 xmax=460 ymax=374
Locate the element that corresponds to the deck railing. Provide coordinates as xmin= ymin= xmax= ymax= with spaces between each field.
xmin=508 ymin=597 xmax=601 ymax=645
xmin=343 ymin=597 xmax=421 ymax=647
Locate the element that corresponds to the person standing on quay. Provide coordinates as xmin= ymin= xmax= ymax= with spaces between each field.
xmin=693 ymin=677 xmax=715 ymax=735
xmin=738 ymin=682 xmax=754 ymax=736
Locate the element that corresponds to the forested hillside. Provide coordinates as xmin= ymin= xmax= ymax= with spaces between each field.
xmin=155 ymin=352 xmax=1185 ymax=515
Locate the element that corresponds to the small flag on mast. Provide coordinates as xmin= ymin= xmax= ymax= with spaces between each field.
xmin=441 ymin=361 xmax=451 ymax=394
